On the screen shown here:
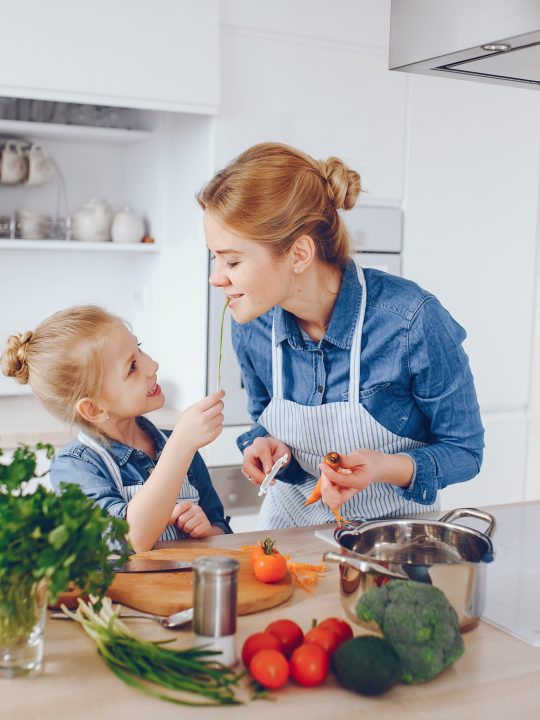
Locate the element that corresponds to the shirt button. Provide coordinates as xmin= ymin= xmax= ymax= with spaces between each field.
xmin=317 ymin=384 xmax=323 ymax=393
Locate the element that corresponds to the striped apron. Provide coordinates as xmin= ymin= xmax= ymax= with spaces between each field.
xmin=256 ymin=264 xmax=440 ymax=530
xmin=78 ymin=430 xmax=200 ymax=542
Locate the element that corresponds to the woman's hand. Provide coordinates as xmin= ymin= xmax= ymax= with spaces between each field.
xmin=173 ymin=390 xmax=225 ymax=452
xmin=319 ymin=449 xmax=414 ymax=509
xmin=242 ymin=435 xmax=291 ymax=487
xmin=169 ymin=500 xmax=214 ymax=538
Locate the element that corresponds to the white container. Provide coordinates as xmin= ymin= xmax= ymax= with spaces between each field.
xmin=72 ymin=199 xmax=113 ymax=242
xmin=111 ymin=206 xmax=145 ymax=244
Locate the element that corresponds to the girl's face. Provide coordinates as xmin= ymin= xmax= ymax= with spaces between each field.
xmin=97 ymin=321 xmax=164 ymax=420
xmin=205 ymin=212 xmax=294 ymax=324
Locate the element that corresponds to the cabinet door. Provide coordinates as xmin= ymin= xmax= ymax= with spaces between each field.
xmin=0 ymin=0 xmax=219 ymax=113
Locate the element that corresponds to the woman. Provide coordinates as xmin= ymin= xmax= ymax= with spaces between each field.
xmin=198 ymin=142 xmax=484 ymax=529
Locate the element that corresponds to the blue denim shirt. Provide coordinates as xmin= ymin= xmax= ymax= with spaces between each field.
xmin=232 ymin=260 xmax=484 ymax=505
xmin=50 ymin=416 xmax=232 ymax=536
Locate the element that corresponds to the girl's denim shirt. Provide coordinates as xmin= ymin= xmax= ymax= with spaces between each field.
xmin=232 ymin=260 xmax=484 ymax=506
xmin=50 ymin=416 xmax=232 ymax=535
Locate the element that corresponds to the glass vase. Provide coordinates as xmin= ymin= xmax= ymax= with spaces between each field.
xmin=0 ymin=578 xmax=48 ymax=677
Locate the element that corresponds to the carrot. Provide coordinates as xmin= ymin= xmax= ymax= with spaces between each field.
xmin=304 ymin=452 xmax=340 ymax=506
xmin=304 ymin=451 xmax=349 ymax=527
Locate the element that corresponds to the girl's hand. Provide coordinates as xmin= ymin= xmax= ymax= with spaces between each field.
xmin=174 ymin=390 xmax=225 ymax=452
xmin=241 ymin=435 xmax=291 ymax=487
xmin=169 ymin=500 xmax=213 ymax=538
xmin=319 ymin=449 xmax=414 ymax=509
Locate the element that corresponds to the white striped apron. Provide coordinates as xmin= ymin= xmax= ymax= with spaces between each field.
xmin=256 ymin=264 xmax=440 ymax=530
xmin=78 ymin=430 xmax=200 ymax=542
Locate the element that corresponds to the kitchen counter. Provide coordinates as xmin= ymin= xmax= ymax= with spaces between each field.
xmin=4 ymin=507 xmax=540 ymax=720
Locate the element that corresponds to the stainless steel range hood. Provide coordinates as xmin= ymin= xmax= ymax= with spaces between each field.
xmin=389 ymin=0 xmax=540 ymax=90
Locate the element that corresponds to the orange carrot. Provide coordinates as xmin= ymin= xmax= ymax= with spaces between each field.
xmin=304 ymin=451 xmax=349 ymax=526
xmin=304 ymin=452 xmax=340 ymax=506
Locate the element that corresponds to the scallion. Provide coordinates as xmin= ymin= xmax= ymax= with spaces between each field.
xmin=62 ymin=597 xmax=244 ymax=706
xmin=216 ymin=298 xmax=230 ymax=391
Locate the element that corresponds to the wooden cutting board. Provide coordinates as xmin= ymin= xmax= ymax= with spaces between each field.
xmin=55 ymin=545 xmax=293 ymax=616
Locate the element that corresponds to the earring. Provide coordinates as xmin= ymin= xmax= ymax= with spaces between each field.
xmin=294 ymin=268 xmax=299 ymax=274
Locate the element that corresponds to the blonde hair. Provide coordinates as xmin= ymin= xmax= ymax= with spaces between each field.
xmin=1 ymin=306 xmax=121 ymax=435
xmin=197 ymin=142 xmax=361 ymax=269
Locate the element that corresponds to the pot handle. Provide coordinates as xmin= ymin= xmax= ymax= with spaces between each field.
xmin=323 ymin=549 xmax=409 ymax=580
xmin=438 ymin=507 xmax=496 ymax=538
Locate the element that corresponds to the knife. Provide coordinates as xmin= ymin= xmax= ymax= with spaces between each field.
xmin=112 ymin=559 xmax=193 ymax=573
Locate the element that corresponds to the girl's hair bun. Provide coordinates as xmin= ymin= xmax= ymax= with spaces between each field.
xmin=0 ymin=331 xmax=33 ymax=384
xmin=318 ymin=157 xmax=361 ymax=210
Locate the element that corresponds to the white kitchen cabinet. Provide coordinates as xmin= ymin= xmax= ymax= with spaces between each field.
xmin=440 ymin=412 xmax=527 ymax=510
xmin=0 ymin=105 xmax=213 ymax=409
xmin=216 ymin=2 xmax=407 ymax=204
xmin=0 ymin=0 xmax=219 ymax=114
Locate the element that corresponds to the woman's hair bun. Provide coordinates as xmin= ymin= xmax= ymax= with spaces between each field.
xmin=317 ymin=157 xmax=361 ymax=211
xmin=0 ymin=331 xmax=33 ymax=384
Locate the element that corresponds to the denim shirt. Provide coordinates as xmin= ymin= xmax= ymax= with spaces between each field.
xmin=50 ymin=416 xmax=232 ymax=536
xmin=232 ymin=260 xmax=484 ymax=506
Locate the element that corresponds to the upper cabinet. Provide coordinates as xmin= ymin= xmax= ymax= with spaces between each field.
xmin=0 ymin=0 xmax=219 ymax=114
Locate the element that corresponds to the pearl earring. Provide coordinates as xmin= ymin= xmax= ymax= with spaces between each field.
xmin=294 ymin=268 xmax=299 ymax=274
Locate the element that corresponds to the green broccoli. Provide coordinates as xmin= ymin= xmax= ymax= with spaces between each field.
xmin=356 ymin=580 xmax=464 ymax=684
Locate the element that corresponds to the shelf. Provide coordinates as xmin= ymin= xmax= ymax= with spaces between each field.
xmin=0 ymin=119 xmax=153 ymax=144
xmin=0 ymin=239 xmax=159 ymax=252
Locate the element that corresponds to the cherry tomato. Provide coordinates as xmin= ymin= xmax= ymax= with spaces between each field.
xmin=289 ymin=643 xmax=330 ymax=687
xmin=249 ymin=649 xmax=290 ymax=690
xmin=304 ymin=626 xmax=342 ymax=656
xmin=241 ymin=632 xmax=285 ymax=667
xmin=265 ymin=619 xmax=304 ymax=658
xmin=252 ymin=552 xmax=288 ymax=583
xmin=317 ymin=617 xmax=354 ymax=643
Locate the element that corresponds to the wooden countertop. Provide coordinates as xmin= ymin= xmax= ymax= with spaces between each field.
xmin=4 ymin=520 xmax=540 ymax=720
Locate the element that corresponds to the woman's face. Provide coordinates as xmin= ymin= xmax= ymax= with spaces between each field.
xmin=205 ymin=212 xmax=294 ymax=324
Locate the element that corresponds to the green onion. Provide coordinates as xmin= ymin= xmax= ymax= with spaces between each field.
xmin=216 ymin=298 xmax=230 ymax=391
xmin=62 ymin=597 xmax=244 ymax=706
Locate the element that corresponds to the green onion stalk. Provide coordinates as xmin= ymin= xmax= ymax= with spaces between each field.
xmin=62 ymin=597 xmax=245 ymax=706
xmin=216 ymin=298 xmax=230 ymax=391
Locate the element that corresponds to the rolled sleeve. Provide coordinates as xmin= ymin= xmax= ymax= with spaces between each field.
xmin=189 ymin=452 xmax=232 ymax=534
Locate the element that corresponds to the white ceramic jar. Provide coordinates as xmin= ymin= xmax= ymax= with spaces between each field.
xmin=71 ymin=199 xmax=113 ymax=242
xmin=111 ymin=206 xmax=145 ymax=244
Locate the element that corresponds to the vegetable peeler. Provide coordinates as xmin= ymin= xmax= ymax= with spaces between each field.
xmin=258 ymin=453 xmax=289 ymax=496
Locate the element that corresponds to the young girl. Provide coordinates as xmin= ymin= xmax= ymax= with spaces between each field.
xmin=1 ymin=305 xmax=231 ymax=551
xmin=198 ymin=142 xmax=484 ymax=529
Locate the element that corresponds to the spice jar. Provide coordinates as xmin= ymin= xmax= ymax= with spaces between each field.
xmin=192 ymin=556 xmax=240 ymax=666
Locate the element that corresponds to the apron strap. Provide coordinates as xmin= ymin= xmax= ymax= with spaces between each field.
xmin=78 ymin=431 xmax=124 ymax=495
xmin=271 ymin=262 xmax=367 ymax=403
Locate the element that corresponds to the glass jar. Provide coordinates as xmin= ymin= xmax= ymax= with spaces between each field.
xmin=0 ymin=578 xmax=48 ymax=677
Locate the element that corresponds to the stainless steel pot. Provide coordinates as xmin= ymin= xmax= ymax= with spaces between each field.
xmin=323 ymin=507 xmax=496 ymax=632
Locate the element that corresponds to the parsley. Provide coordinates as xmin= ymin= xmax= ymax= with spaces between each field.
xmin=0 ymin=443 xmax=129 ymax=643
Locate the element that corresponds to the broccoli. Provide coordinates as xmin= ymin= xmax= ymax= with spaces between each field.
xmin=356 ymin=580 xmax=465 ymax=684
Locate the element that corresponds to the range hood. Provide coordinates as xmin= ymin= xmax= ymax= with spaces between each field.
xmin=389 ymin=0 xmax=540 ymax=90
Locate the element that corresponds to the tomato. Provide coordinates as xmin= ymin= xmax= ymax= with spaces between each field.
xmin=252 ymin=552 xmax=288 ymax=583
xmin=289 ymin=643 xmax=330 ymax=687
xmin=249 ymin=649 xmax=290 ymax=690
xmin=304 ymin=626 xmax=342 ymax=656
xmin=317 ymin=617 xmax=354 ymax=643
xmin=265 ymin=619 xmax=304 ymax=658
xmin=241 ymin=632 xmax=285 ymax=667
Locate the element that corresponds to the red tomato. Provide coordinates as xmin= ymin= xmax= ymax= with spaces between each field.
xmin=252 ymin=552 xmax=288 ymax=583
xmin=241 ymin=632 xmax=285 ymax=667
xmin=317 ymin=617 xmax=354 ymax=643
xmin=249 ymin=649 xmax=290 ymax=690
xmin=289 ymin=643 xmax=329 ymax=687
xmin=303 ymin=626 xmax=342 ymax=656
xmin=265 ymin=619 xmax=304 ymax=658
